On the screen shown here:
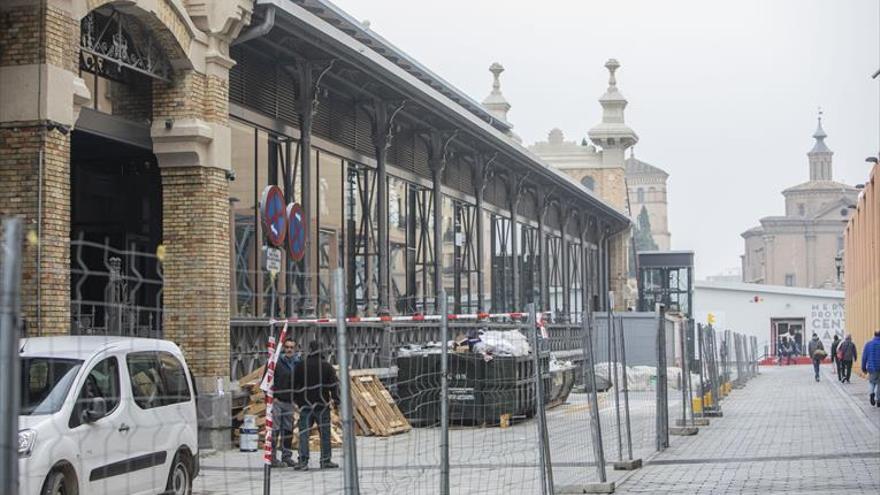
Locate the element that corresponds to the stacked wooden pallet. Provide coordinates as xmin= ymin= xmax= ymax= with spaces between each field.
xmin=232 ymin=366 xmax=411 ymax=449
xmin=350 ymin=370 xmax=411 ymax=437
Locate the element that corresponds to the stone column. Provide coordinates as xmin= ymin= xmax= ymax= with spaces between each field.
xmin=154 ymin=0 xmax=252 ymax=449
xmin=0 ymin=1 xmax=88 ymax=336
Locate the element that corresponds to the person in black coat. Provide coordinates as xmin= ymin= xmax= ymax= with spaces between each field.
xmin=830 ymin=335 xmax=841 ymax=379
xmin=293 ymin=341 xmax=340 ymax=470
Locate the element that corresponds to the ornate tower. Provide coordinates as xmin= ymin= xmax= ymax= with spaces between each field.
xmin=808 ymin=110 xmax=833 ymax=181
xmin=588 ymin=59 xmax=639 ymax=169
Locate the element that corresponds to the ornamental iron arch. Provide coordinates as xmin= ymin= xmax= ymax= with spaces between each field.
xmin=80 ymin=7 xmax=174 ymax=83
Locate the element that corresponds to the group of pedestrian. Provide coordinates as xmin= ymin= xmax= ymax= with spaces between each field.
xmin=829 ymin=334 xmax=857 ymax=383
xmin=815 ymin=329 xmax=880 ymax=409
xmin=269 ymin=338 xmax=341 ymax=471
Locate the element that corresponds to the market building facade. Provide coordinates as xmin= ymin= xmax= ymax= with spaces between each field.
xmin=1 ymin=0 xmax=629 ymax=445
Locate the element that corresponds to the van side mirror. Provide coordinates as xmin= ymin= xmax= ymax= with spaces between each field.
xmin=81 ymin=397 xmax=107 ymax=424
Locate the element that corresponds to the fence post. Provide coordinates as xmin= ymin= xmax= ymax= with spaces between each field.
xmin=697 ymin=323 xmax=706 ymax=415
xmin=671 ymin=319 xmax=698 ymax=435
xmin=528 ymin=303 xmax=553 ymax=494
xmin=607 ymin=293 xmax=623 ymax=461
xmin=583 ymin=312 xmax=608 ymax=482
xmin=439 ymin=290 xmax=450 ymax=495
xmin=655 ymin=304 xmax=669 ymax=451
xmin=335 ymin=269 xmax=359 ymax=494
xmin=612 ymin=311 xmax=642 ymax=470
xmin=0 ymin=218 xmax=23 ymax=494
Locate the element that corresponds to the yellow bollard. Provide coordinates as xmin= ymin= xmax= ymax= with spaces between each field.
xmin=692 ymin=397 xmax=703 ymax=414
xmin=704 ymin=392 xmax=713 ymax=406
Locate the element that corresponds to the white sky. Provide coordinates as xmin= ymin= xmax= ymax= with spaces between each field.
xmin=331 ymin=0 xmax=880 ymax=278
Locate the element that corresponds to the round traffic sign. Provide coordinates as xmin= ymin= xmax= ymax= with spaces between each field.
xmin=287 ymin=202 xmax=306 ymax=261
xmin=260 ymin=185 xmax=287 ymax=247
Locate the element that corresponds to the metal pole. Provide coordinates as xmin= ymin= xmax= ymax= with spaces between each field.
xmin=583 ymin=312 xmax=607 ymax=483
xmin=529 ymin=303 xmax=554 ymax=494
xmin=655 ymin=304 xmax=668 ymax=451
xmin=607 ymin=293 xmax=622 ymax=461
xmin=683 ymin=321 xmax=695 ymax=425
xmin=263 ymin=278 xmax=277 ymax=495
xmin=335 ymin=269 xmax=359 ymax=494
xmin=0 ymin=218 xmax=23 ymax=494
xmin=439 ymin=290 xmax=450 ymax=495
xmin=697 ymin=323 xmax=705 ymax=415
xmin=617 ymin=312 xmax=634 ymax=460
xmin=678 ymin=320 xmax=688 ymax=426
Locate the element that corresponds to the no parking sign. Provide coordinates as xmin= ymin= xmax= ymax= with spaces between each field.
xmin=260 ymin=186 xmax=287 ymax=247
xmin=287 ymin=202 xmax=306 ymax=261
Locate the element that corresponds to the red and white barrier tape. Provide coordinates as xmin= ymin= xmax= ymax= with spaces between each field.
xmin=259 ymin=322 xmax=289 ymax=465
xmin=268 ymin=311 xmax=551 ymax=326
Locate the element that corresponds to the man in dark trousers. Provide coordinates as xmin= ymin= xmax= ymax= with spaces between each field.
xmin=830 ymin=335 xmax=841 ymax=379
xmin=271 ymin=338 xmax=301 ymax=468
xmin=293 ymin=341 xmax=340 ymax=470
xmin=837 ymin=334 xmax=858 ymax=384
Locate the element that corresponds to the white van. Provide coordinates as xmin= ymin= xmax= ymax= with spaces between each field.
xmin=18 ymin=336 xmax=199 ymax=495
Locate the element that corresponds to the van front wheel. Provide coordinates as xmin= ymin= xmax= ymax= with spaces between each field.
xmin=41 ymin=470 xmax=75 ymax=495
xmin=166 ymin=452 xmax=193 ymax=495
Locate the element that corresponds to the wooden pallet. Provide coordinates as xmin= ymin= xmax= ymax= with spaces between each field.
xmin=350 ymin=374 xmax=411 ymax=436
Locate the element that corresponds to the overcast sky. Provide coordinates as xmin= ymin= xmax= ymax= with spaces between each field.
xmin=332 ymin=0 xmax=879 ymax=279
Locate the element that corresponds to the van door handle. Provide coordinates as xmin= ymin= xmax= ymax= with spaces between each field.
xmin=118 ymin=424 xmax=130 ymax=433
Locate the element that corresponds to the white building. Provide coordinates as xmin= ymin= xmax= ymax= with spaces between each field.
xmin=694 ymin=280 xmax=845 ymax=358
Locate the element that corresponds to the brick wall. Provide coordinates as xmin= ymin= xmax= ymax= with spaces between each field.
xmin=0 ymin=125 xmax=71 ymax=335
xmin=160 ymin=166 xmax=231 ymax=378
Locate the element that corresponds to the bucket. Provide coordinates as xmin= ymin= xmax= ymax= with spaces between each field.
xmin=240 ymin=414 xmax=258 ymax=452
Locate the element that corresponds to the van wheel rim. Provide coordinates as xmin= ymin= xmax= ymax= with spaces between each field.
xmin=172 ymin=462 xmax=189 ymax=495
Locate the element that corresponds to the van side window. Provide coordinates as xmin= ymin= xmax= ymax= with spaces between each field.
xmin=127 ymin=352 xmax=167 ymax=409
xmin=159 ymin=352 xmax=191 ymax=405
xmin=69 ymin=357 xmax=120 ymax=428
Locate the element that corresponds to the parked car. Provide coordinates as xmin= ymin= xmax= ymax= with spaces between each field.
xmin=18 ymin=336 xmax=199 ymax=495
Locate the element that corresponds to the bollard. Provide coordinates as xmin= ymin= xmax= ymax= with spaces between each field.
xmin=334 ymin=269 xmax=359 ymax=494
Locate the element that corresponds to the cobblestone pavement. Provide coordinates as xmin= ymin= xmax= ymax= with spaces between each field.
xmin=615 ymin=364 xmax=880 ymax=494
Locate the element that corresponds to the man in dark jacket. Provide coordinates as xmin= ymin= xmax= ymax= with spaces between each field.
xmin=271 ymin=338 xmax=301 ymax=467
xmin=837 ymin=335 xmax=857 ymax=384
xmin=293 ymin=341 xmax=340 ymax=470
xmin=830 ymin=335 xmax=841 ymax=379
xmin=807 ymin=334 xmax=824 ymax=382
xmin=861 ymin=330 xmax=880 ymax=407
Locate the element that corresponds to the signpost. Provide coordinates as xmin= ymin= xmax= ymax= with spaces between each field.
xmin=260 ymin=185 xmax=287 ymax=247
xmin=263 ymin=247 xmax=282 ymax=276
xmin=287 ymin=202 xmax=306 ymax=262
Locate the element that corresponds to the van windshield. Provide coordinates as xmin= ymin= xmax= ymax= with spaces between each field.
xmin=20 ymin=358 xmax=83 ymax=416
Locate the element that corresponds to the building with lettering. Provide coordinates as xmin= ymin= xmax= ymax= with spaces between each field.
xmin=694 ymin=280 xmax=845 ymax=359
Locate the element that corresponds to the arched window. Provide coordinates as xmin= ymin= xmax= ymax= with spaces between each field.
xmin=581 ymin=175 xmax=595 ymax=191
xmin=636 ymin=188 xmax=645 ymax=203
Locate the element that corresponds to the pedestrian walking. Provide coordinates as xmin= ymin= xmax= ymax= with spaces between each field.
xmin=807 ymin=334 xmax=826 ymax=382
xmin=270 ymin=338 xmax=301 ymax=468
xmin=783 ymin=338 xmax=795 ymax=366
xmin=837 ymin=335 xmax=857 ymax=384
xmin=861 ymin=329 xmax=880 ymax=407
xmin=830 ymin=335 xmax=841 ymax=379
xmin=777 ymin=338 xmax=786 ymax=366
xmin=292 ymin=340 xmax=340 ymax=470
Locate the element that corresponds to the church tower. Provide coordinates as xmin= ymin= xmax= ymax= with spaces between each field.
xmin=808 ymin=111 xmax=833 ymax=181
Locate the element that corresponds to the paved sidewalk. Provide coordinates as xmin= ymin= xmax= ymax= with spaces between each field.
xmin=616 ymin=364 xmax=880 ymax=494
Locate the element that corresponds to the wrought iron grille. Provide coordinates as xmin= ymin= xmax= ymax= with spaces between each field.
xmin=80 ymin=8 xmax=173 ymax=82
xmin=491 ymin=214 xmax=513 ymax=312
xmin=519 ymin=223 xmax=541 ymax=311
xmin=546 ymin=234 xmax=563 ymax=318
xmin=346 ymin=163 xmax=378 ymax=315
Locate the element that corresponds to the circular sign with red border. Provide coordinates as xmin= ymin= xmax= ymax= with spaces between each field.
xmin=260 ymin=185 xmax=287 ymax=247
xmin=287 ymin=202 xmax=306 ymax=261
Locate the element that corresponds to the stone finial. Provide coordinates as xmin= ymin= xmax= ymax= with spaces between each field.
xmin=605 ymin=58 xmax=620 ymax=88
xmin=490 ymin=62 xmax=505 ymax=91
